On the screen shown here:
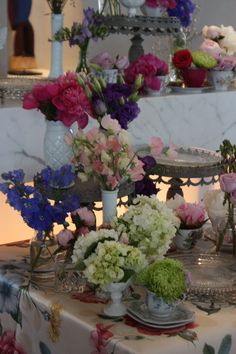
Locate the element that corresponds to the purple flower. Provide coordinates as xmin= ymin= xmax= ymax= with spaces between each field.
xmin=167 ymin=0 xmax=195 ymax=27
xmin=93 ymin=99 xmax=107 ymax=116
xmin=135 ymin=177 xmax=158 ymax=196
xmin=140 ymin=155 xmax=156 ymax=171
xmin=1 ymin=169 xmax=25 ymax=184
xmin=112 ymin=102 xmax=140 ymax=129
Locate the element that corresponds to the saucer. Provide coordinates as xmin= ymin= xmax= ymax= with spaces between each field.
xmin=171 ymin=86 xmax=212 ymax=94
xmin=127 ymin=301 xmax=195 ymax=328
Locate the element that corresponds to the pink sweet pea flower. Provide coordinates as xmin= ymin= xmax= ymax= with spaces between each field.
xmin=119 ymin=232 xmax=129 ymax=244
xmin=107 ymin=137 xmax=121 ymax=152
xmin=129 ymin=158 xmax=145 ymax=181
xmin=101 ymin=115 xmax=121 ymax=133
xmin=220 ymin=173 xmax=236 ymax=193
xmin=56 ymin=229 xmax=74 ymax=247
xmin=106 ymin=175 xmax=119 ymax=190
xmin=93 ymin=160 xmax=103 ymax=173
xmin=150 ymin=136 xmax=164 ymax=159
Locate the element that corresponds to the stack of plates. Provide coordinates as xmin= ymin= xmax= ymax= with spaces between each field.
xmin=127 ymin=301 xmax=195 ymax=329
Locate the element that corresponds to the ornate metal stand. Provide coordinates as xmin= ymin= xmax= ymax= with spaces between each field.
xmin=146 ymin=147 xmax=222 ymax=200
xmin=103 ymin=15 xmax=180 ymax=62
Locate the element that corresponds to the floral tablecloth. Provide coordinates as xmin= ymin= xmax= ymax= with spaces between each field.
xmin=0 ymin=242 xmax=236 ymax=354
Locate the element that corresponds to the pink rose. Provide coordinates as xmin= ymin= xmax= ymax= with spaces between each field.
xmin=149 ymin=136 xmax=164 ymax=159
xmin=220 ymin=173 xmax=236 ymax=193
xmin=90 ymin=52 xmax=114 ymax=70
xmin=200 ymin=39 xmax=222 ymax=59
xmin=202 ymin=25 xmax=222 ymax=40
xmin=56 ymin=229 xmax=74 ymax=247
xmin=176 ymin=203 xmax=206 ymax=227
xmin=115 ymin=55 xmax=129 ymax=70
xmin=72 ymin=207 xmax=96 ymax=226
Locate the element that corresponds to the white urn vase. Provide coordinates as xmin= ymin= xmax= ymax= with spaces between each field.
xmin=44 ymin=120 xmax=73 ymax=169
xmin=120 ymin=0 xmax=145 ymax=17
xmin=49 ymin=14 xmax=64 ymax=79
xmin=102 ymin=281 xmax=129 ymax=317
xmin=207 ymin=70 xmax=234 ymax=91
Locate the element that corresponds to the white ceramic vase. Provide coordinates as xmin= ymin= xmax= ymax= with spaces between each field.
xmin=207 ymin=70 xmax=234 ymax=91
xmin=140 ymin=4 xmax=165 ymax=16
xmin=120 ymin=0 xmax=145 ymax=17
xmin=146 ymin=291 xmax=175 ymax=317
xmin=101 ymin=189 xmax=118 ymax=225
xmin=49 ymin=14 xmax=64 ymax=79
xmin=102 ymin=281 xmax=129 ymax=317
xmin=44 ymin=120 xmax=73 ymax=169
xmin=175 ymin=228 xmax=201 ymax=250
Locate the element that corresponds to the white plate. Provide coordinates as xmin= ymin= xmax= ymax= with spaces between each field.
xmin=127 ymin=301 xmax=195 ymax=327
xmin=171 ymin=86 xmax=212 ymax=94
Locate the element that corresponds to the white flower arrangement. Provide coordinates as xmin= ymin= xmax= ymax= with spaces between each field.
xmin=112 ymin=195 xmax=180 ymax=258
xmin=72 ymin=229 xmax=147 ymax=285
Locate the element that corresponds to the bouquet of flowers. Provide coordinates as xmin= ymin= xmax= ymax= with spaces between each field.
xmin=55 ymin=7 xmax=109 ymax=72
xmin=78 ymin=73 xmax=142 ymax=129
xmin=112 ymin=195 xmax=180 ymax=258
xmin=70 ymin=115 xmax=145 ymax=190
xmin=124 ymin=53 xmax=168 ymax=93
xmin=200 ymin=25 xmax=236 ymax=71
xmin=23 ymin=71 xmax=93 ymax=129
xmin=90 ymin=52 xmax=129 ymax=71
xmin=71 ymin=228 xmax=147 ymax=285
xmin=0 ymin=166 xmax=80 ymax=238
xmin=167 ymin=0 xmax=195 ymax=28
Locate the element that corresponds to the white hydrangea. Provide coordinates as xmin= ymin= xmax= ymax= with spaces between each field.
xmin=112 ymin=195 xmax=180 ymax=258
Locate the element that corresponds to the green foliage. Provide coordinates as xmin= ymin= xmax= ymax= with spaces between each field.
xmin=135 ymin=258 xmax=186 ymax=302
xmin=192 ymin=51 xmax=217 ymax=69
xmin=219 ymin=139 xmax=236 ymax=173
xmin=203 ymin=335 xmax=232 ymax=354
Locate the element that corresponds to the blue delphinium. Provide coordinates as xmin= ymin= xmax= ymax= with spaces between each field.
xmin=40 ymin=164 xmax=76 ymax=188
xmin=167 ymin=0 xmax=196 ymax=28
xmin=0 ymin=166 xmax=80 ymax=236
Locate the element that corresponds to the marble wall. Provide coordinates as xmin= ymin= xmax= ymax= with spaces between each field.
xmin=1 ymin=89 xmax=236 ymax=182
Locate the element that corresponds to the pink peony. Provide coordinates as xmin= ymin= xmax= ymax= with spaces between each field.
xmin=72 ymin=207 xmax=96 ymax=226
xmin=176 ymin=203 xmax=206 ymax=227
xmin=149 ymin=136 xmax=165 ymax=159
xmin=90 ymin=52 xmax=114 ymax=70
xmin=220 ymin=173 xmax=236 ymax=193
xmin=56 ymin=229 xmax=74 ymax=247
xmin=76 ymin=226 xmax=90 ymax=236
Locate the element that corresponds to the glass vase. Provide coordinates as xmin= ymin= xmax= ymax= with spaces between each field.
xmin=76 ymin=41 xmax=89 ymax=74
xmin=98 ymin=0 xmax=121 ymax=15
xmin=30 ymin=231 xmax=57 ymax=285
xmin=49 ymin=14 xmax=64 ymax=79
xmin=101 ymin=188 xmax=118 ymax=225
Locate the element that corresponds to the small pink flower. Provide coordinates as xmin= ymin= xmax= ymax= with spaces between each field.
xmin=101 ymin=115 xmax=121 ymax=133
xmin=93 ymin=160 xmax=103 ymax=173
xmin=149 ymin=136 xmax=164 ymax=159
xmin=107 ymin=137 xmax=121 ymax=153
xmin=200 ymin=39 xmax=222 ymax=59
xmin=90 ymin=52 xmax=114 ymax=70
xmin=106 ymin=175 xmax=119 ymax=190
xmin=220 ymin=173 xmax=236 ymax=193
xmin=56 ymin=229 xmax=74 ymax=247
xmin=129 ymin=158 xmax=145 ymax=181
xmin=73 ymin=207 xmax=96 ymax=226
xmin=115 ymin=55 xmax=129 ymax=70
xmin=120 ymin=232 xmax=129 ymax=244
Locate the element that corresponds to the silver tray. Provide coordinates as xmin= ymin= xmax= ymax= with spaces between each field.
xmin=171 ymin=253 xmax=236 ymax=295
xmin=157 ymin=147 xmax=221 ymax=168
xmin=171 ymin=86 xmax=213 ymax=94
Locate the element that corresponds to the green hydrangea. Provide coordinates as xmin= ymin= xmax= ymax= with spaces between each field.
xmin=135 ymin=258 xmax=186 ymax=303
xmin=192 ymin=51 xmax=217 ymax=69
